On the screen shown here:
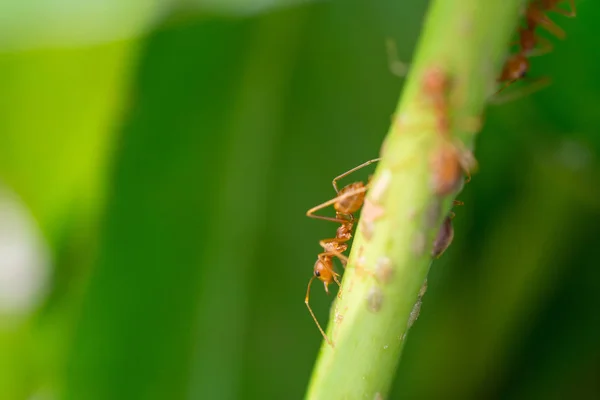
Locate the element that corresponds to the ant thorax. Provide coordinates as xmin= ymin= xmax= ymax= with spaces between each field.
xmin=322 ymin=241 xmax=349 ymax=255
xmin=336 ymin=220 xmax=353 ymax=241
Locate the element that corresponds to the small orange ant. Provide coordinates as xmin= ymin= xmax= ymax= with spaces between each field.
xmin=422 ymin=67 xmax=452 ymax=135
xmin=305 ymin=158 xmax=380 ymax=346
xmin=422 ymin=67 xmax=475 ymax=195
xmin=497 ymin=0 xmax=576 ymax=97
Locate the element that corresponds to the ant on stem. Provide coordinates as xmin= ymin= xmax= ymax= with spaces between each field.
xmin=305 ymin=158 xmax=381 ymax=346
xmin=496 ymin=0 xmax=576 ymax=99
xmin=422 ymin=67 xmax=475 ymax=195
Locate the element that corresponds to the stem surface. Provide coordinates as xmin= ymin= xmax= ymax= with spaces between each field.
xmin=305 ymin=0 xmax=524 ymax=398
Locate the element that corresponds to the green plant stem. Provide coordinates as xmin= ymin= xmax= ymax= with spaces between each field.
xmin=305 ymin=1 xmax=524 ymax=399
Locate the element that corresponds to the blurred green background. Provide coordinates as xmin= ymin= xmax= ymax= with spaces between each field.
xmin=0 ymin=0 xmax=599 ymax=399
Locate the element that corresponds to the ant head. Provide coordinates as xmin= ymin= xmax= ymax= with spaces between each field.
xmin=505 ymin=54 xmax=529 ymax=81
xmin=517 ymin=57 xmax=529 ymax=78
xmin=314 ymin=258 xmax=334 ymax=292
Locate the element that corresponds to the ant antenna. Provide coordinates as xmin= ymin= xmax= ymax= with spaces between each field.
xmin=332 ymin=158 xmax=381 ymax=193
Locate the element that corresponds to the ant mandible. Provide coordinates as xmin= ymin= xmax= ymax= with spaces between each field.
xmin=497 ymin=0 xmax=576 ymax=96
xmin=305 ymin=157 xmax=381 ymax=346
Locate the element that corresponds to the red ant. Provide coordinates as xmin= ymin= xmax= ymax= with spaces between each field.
xmin=420 ymin=68 xmax=471 ymax=257
xmin=305 ymin=158 xmax=380 ymax=346
xmin=422 ymin=67 xmax=475 ymax=195
xmin=497 ymin=0 xmax=576 ymax=96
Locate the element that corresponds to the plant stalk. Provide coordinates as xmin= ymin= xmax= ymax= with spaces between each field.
xmin=305 ymin=0 xmax=525 ymax=398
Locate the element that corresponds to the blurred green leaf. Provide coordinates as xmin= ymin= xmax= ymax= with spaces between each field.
xmin=0 ymin=40 xmax=139 ymax=398
xmin=183 ymin=0 xmax=324 ymax=15
xmin=65 ymin=9 xmax=308 ymax=398
xmin=0 ymin=41 xmax=138 ymax=241
xmin=0 ymin=1 xmax=160 ymax=50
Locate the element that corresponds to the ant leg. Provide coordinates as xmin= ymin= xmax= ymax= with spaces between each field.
xmin=494 ymin=78 xmax=520 ymax=97
xmin=447 ymin=139 xmax=477 ymax=182
xmin=568 ymin=0 xmax=576 ymax=16
xmin=526 ymin=6 xmax=566 ymax=38
xmin=537 ymin=15 xmax=566 ymax=39
xmin=550 ymin=0 xmax=576 ymax=17
xmin=318 ymin=246 xmax=349 ymax=268
xmin=307 ymin=185 xmax=370 ymax=223
xmin=528 ymin=35 xmax=554 ymax=57
xmin=386 ymin=38 xmax=410 ymax=78
xmin=332 ymin=158 xmax=381 ymax=193
xmin=463 ymin=168 xmax=472 ymax=184
xmin=318 ymin=250 xmax=348 ymax=300
xmin=305 ymin=276 xmax=334 ymax=347
xmin=489 ymin=76 xmax=552 ymax=105
xmin=335 ymin=252 xmax=349 ymax=267
xmin=458 ymin=148 xmax=477 ymax=183
xmin=449 ymin=200 xmax=464 ymax=219
xmin=306 ymin=213 xmax=348 ymax=225
xmin=316 ymin=252 xmax=343 ymax=301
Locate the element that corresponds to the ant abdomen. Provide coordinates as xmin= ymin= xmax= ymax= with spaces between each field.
xmin=336 ymin=182 xmax=366 ymax=214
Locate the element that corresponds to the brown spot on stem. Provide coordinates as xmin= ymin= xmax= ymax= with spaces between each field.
xmin=367 ymin=286 xmax=384 ymax=312
xmin=360 ymin=219 xmax=375 ymax=241
xmin=407 ymin=299 xmax=422 ymax=329
xmin=375 ymin=256 xmax=394 ymax=283
xmin=412 ymin=232 xmax=427 ymax=256
xmin=362 ymin=199 xmax=385 ymax=222
xmin=370 ymin=169 xmax=392 ymax=203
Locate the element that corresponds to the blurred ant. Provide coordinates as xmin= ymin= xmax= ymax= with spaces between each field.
xmin=526 ymin=0 xmax=576 ymax=39
xmin=421 ymin=68 xmax=471 ymax=257
xmin=497 ymin=0 xmax=576 ymax=98
xmin=422 ymin=67 xmax=475 ymax=195
xmin=305 ymin=158 xmax=380 ymax=346
xmin=386 ymin=38 xmax=410 ymax=78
